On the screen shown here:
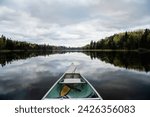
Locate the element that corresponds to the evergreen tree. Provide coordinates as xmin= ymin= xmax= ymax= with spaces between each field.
xmin=83 ymin=29 xmax=150 ymax=50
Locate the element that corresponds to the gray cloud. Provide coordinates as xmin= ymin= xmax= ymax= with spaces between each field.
xmin=0 ymin=0 xmax=150 ymax=47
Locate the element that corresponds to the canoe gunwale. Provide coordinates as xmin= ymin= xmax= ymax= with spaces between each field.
xmin=80 ymin=74 xmax=103 ymax=100
xmin=42 ymin=72 xmax=66 ymax=100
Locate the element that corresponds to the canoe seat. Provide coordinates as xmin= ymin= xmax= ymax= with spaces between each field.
xmin=59 ymin=78 xmax=85 ymax=84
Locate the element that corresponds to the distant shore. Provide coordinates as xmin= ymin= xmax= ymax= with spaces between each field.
xmin=0 ymin=50 xmax=54 ymax=52
xmin=0 ymin=49 xmax=150 ymax=53
xmin=81 ymin=48 xmax=150 ymax=52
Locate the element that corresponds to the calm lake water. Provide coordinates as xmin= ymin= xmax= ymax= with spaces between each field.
xmin=0 ymin=51 xmax=150 ymax=100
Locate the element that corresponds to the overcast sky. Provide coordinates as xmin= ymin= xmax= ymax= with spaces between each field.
xmin=0 ymin=0 xmax=150 ymax=47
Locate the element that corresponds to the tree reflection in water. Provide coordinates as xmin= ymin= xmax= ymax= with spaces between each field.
xmin=0 ymin=51 xmax=64 ymax=67
xmin=1 ymin=51 xmax=150 ymax=72
xmin=83 ymin=51 xmax=150 ymax=72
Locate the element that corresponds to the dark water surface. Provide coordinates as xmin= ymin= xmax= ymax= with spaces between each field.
xmin=0 ymin=51 xmax=150 ymax=100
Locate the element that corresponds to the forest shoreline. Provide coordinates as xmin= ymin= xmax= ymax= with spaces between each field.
xmin=1 ymin=49 xmax=150 ymax=53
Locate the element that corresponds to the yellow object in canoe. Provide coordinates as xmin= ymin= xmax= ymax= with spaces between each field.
xmin=60 ymin=85 xmax=71 ymax=96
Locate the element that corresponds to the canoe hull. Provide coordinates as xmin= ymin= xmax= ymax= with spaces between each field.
xmin=42 ymin=73 xmax=102 ymax=100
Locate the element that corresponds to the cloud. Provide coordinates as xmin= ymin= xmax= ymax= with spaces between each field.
xmin=0 ymin=0 xmax=150 ymax=47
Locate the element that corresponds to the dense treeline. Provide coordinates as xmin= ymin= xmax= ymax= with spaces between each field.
xmin=0 ymin=35 xmax=65 ymax=51
xmin=83 ymin=29 xmax=150 ymax=50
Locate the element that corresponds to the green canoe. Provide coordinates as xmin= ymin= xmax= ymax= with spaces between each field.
xmin=42 ymin=64 xmax=102 ymax=100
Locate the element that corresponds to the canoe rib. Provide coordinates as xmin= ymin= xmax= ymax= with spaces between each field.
xmin=42 ymin=63 xmax=103 ymax=100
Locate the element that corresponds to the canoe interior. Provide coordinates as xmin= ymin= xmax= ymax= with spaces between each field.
xmin=44 ymin=73 xmax=101 ymax=99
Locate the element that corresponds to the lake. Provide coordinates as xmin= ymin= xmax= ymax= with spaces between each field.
xmin=0 ymin=51 xmax=150 ymax=100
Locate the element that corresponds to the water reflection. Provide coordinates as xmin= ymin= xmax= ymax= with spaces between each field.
xmin=0 ymin=51 xmax=64 ymax=67
xmin=1 ymin=51 xmax=150 ymax=72
xmin=83 ymin=51 xmax=150 ymax=72
xmin=0 ymin=51 xmax=150 ymax=100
